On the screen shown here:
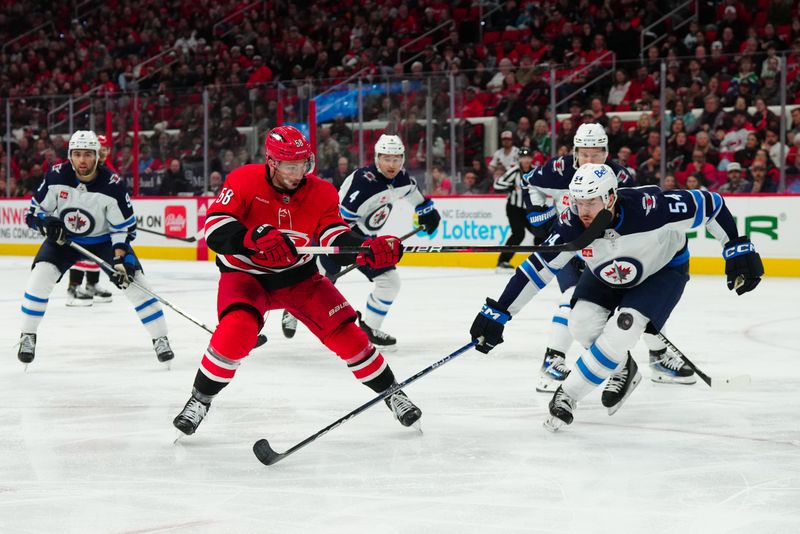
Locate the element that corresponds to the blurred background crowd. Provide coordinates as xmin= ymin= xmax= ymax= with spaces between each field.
xmin=1 ymin=0 xmax=799 ymax=197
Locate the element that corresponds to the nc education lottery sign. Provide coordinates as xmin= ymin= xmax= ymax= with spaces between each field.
xmin=381 ymin=194 xmax=800 ymax=262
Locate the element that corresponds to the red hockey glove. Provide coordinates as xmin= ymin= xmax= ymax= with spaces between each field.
xmin=245 ymin=224 xmax=298 ymax=266
xmin=356 ymin=236 xmax=404 ymax=269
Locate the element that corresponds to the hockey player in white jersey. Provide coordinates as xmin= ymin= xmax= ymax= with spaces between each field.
xmin=522 ymin=123 xmax=694 ymax=391
xmin=323 ymin=134 xmax=440 ymax=347
xmin=470 ymin=163 xmax=763 ymax=430
xmin=17 ymin=130 xmax=174 ymax=367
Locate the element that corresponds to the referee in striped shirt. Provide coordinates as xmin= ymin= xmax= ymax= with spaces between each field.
xmin=493 ymin=146 xmax=537 ymax=271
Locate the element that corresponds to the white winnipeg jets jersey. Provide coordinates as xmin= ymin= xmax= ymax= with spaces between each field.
xmin=337 ymin=163 xmax=425 ymax=236
xmin=495 ymin=186 xmax=739 ymax=316
xmin=29 ymin=162 xmax=135 ymax=247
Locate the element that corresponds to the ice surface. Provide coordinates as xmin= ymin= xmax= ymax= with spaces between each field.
xmin=1 ymin=256 xmax=798 ymax=534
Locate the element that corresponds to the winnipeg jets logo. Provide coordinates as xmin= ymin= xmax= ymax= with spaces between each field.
xmin=60 ymin=208 xmax=95 ymax=235
xmin=641 ymin=193 xmax=656 ymax=215
xmin=604 ymin=262 xmax=631 ymax=281
xmin=366 ymin=204 xmax=392 ymax=230
xmin=594 ymin=257 xmax=642 ymax=287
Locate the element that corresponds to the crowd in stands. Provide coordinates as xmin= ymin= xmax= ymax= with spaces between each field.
xmin=1 ymin=0 xmax=800 ymax=197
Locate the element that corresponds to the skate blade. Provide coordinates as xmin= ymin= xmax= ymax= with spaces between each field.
xmin=161 ymin=360 xmax=172 ymax=371
xmin=92 ymin=297 xmax=113 ymax=304
xmin=411 ymin=420 xmax=423 ymax=434
xmin=66 ymin=301 xmax=93 ymax=307
xmin=543 ymin=416 xmax=566 ymax=433
xmin=607 ymin=371 xmax=643 ymax=416
xmin=23 ymin=363 xmax=29 ymax=372
xmin=375 ymin=344 xmax=398 ymax=353
xmin=173 ymin=431 xmax=187 ymax=444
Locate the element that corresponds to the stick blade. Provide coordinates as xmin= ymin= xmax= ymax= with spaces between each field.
xmin=253 ymin=439 xmax=283 ymax=466
xmin=711 ymin=374 xmax=751 ymax=390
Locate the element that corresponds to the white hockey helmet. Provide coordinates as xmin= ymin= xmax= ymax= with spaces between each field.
xmin=573 ymin=122 xmax=608 ymax=168
xmin=374 ymin=133 xmax=405 ymax=175
xmin=569 ymin=163 xmax=618 ymax=210
xmin=68 ymin=130 xmax=101 ymax=176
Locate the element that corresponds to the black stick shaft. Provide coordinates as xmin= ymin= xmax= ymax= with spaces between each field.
xmin=137 ymin=226 xmax=197 ymax=242
xmin=253 ymin=341 xmax=477 ymax=466
xmin=651 ymin=331 xmax=713 ymax=387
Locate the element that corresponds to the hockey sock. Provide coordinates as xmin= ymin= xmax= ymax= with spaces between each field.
xmin=325 ymin=321 xmax=395 ymax=392
xmin=194 ymin=308 xmax=259 ymax=397
xmin=362 ymin=270 xmax=400 ymax=329
xmin=69 ymin=268 xmax=84 ymax=286
xmin=86 ymin=270 xmax=100 ymax=286
xmin=21 ymin=262 xmax=60 ymax=333
xmin=563 ymin=307 xmax=647 ymax=401
xmin=546 ymin=287 xmax=575 ymax=354
xmin=123 ymin=273 xmax=167 ymax=339
xmin=642 ymin=331 xmax=667 ymax=353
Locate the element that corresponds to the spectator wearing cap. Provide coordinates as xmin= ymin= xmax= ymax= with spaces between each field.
xmin=757 ymin=71 xmax=780 ymax=105
xmin=489 ymin=130 xmax=520 ymax=173
xmin=460 ymin=86 xmax=485 ymax=118
xmin=246 ymin=55 xmax=273 ymax=88
xmin=718 ymin=162 xmax=750 ymax=193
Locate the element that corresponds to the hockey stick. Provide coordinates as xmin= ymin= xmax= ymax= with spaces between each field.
xmin=67 ymin=241 xmax=268 ymax=347
xmin=645 ymin=325 xmax=751 ymax=389
xmin=294 ymin=209 xmax=612 ymax=256
xmin=279 ymin=227 xmax=423 ymax=338
xmin=253 ymin=340 xmax=478 ymax=466
xmin=327 ymin=227 xmax=423 ymax=282
xmin=136 ymin=227 xmax=199 ymax=243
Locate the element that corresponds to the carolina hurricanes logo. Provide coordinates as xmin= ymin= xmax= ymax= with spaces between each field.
xmin=60 ymin=208 xmax=95 ymax=235
xmin=594 ymin=257 xmax=643 ymax=287
xmin=641 ymin=193 xmax=656 ymax=215
xmin=281 ymin=229 xmax=310 ymax=247
xmin=553 ymin=158 xmax=565 ymax=175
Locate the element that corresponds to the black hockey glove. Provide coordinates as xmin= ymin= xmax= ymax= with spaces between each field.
xmin=39 ymin=216 xmax=67 ymax=244
xmin=111 ymin=252 xmax=137 ymax=289
xmin=415 ymin=199 xmax=441 ymax=235
xmin=723 ymin=236 xmax=763 ymax=296
xmin=470 ymin=298 xmax=511 ymax=354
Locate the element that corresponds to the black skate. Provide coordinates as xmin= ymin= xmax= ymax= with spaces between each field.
xmin=281 ymin=310 xmax=298 ymax=338
xmin=495 ymin=261 xmax=514 ymax=273
xmin=357 ymin=311 xmax=397 ymax=349
xmin=173 ymin=394 xmax=211 ymax=436
xmin=153 ymin=336 xmax=174 ymax=365
xmin=384 ymin=389 xmax=422 ymax=428
xmin=86 ymin=283 xmax=113 ymax=303
xmin=543 ymin=385 xmax=576 ymax=432
xmin=649 ymin=348 xmax=697 ymax=385
xmin=602 ymin=353 xmax=642 ymax=415
xmin=66 ymin=285 xmax=93 ymax=307
xmin=536 ymin=348 xmax=571 ymax=393
xmin=18 ymin=333 xmax=37 ymax=368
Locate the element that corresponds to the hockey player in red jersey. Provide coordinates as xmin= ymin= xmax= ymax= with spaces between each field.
xmin=173 ymin=126 xmax=421 ymax=436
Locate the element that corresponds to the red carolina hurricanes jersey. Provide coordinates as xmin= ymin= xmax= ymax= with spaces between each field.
xmin=204 ymin=164 xmax=349 ymax=279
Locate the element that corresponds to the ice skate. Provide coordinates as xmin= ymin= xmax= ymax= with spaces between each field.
xmin=173 ymin=393 xmax=211 ymax=437
xmin=649 ymin=348 xmax=697 ymax=385
xmin=536 ymin=348 xmax=571 ymax=392
xmin=357 ymin=311 xmax=397 ymax=350
xmin=17 ymin=333 xmax=37 ymax=370
xmin=86 ymin=283 xmax=113 ymax=303
xmin=281 ymin=309 xmax=298 ymax=339
xmin=66 ymin=285 xmax=93 ymax=307
xmin=495 ymin=261 xmax=514 ymax=273
xmin=602 ymin=353 xmax=642 ymax=416
xmin=384 ymin=388 xmax=422 ymax=431
xmin=153 ymin=336 xmax=174 ymax=367
xmin=543 ymin=385 xmax=576 ymax=432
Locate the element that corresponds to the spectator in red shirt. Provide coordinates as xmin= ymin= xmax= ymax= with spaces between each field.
xmin=246 ymin=55 xmax=272 ymax=88
xmin=677 ymin=150 xmax=718 ymax=188
xmin=460 ymin=87 xmax=486 ymax=118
